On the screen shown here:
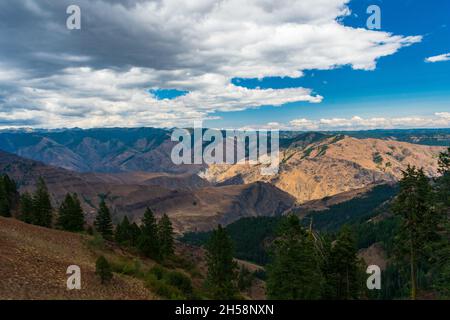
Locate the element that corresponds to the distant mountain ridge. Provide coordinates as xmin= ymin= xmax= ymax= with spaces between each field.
xmin=0 ymin=128 xmax=448 ymax=174
xmin=201 ymin=135 xmax=444 ymax=203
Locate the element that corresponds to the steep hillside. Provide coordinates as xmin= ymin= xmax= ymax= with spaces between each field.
xmin=182 ymin=183 xmax=398 ymax=265
xmin=0 ymin=217 xmax=154 ymax=299
xmin=0 ymin=151 xmax=294 ymax=233
xmin=0 ymin=128 xmax=203 ymax=174
xmin=201 ymin=136 xmax=444 ymax=202
xmin=0 ymin=217 xmax=266 ymax=300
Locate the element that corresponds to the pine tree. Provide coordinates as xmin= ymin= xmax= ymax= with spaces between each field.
xmin=266 ymin=215 xmax=324 ymax=299
xmin=19 ymin=192 xmax=34 ymax=223
xmin=32 ymin=177 xmax=53 ymax=227
xmin=94 ymin=199 xmax=113 ymax=240
xmin=437 ymin=147 xmax=450 ymax=209
xmin=323 ymin=225 xmax=363 ymax=300
xmin=115 ymin=216 xmax=132 ymax=245
xmin=430 ymin=148 xmax=450 ymax=297
xmin=130 ymin=222 xmax=141 ymax=247
xmin=95 ymin=256 xmax=113 ymax=284
xmin=0 ymin=178 xmax=10 ymax=217
xmin=158 ymin=213 xmax=174 ymax=259
xmin=0 ymin=174 xmax=18 ymax=217
xmin=205 ymin=224 xmax=238 ymax=299
xmin=392 ymin=165 xmax=438 ymax=300
xmin=58 ymin=193 xmax=85 ymax=232
xmin=138 ymin=207 xmax=160 ymax=259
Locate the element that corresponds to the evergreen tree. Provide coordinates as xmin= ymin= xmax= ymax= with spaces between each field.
xmin=431 ymin=148 xmax=450 ymax=298
xmin=58 ymin=193 xmax=84 ymax=232
xmin=32 ymin=177 xmax=53 ymax=227
xmin=266 ymin=215 xmax=324 ymax=299
xmin=322 ymin=225 xmax=363 ymax=300
xmin=19 ymin=192 xmax=34 ymax=223
xmin=138 ymin=208 xmax=160 ymax=259
xmin=57 ymin=193 xmax=85 ymax=232
xmin=158 ymin=213 xmax=174 ymax=259
xmin=115 ymin=216 xmax=132 ymax=245
xmin=437 ymin=147 xmax=450 ymax=209
xmin=0 ymin=178 xmax=10 ymax=217
xmin=95 ymin=256 xmax=113 ymax=284
xmin=130 ymin=222 xmax=141 ymax=247
xmin=94 ymin=199 xmax=113 ymax=240
xmin=205 ymin=224 xmax=238 ymax=299
xmin=0 ymin=174 xmax=18 ymax=217
xmin=392 ymin=165 xmax=439 ymax=300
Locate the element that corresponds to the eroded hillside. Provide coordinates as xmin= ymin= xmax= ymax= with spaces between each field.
xmin=201 ymin=136 xmax=444 ymax=202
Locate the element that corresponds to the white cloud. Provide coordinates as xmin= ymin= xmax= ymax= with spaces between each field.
xmin=425 ymin=53 xmax=450 ymax=63
xmin=0 ymin=0 xmax=423 ymax=128
xmin=287 ymin=113 xmax=450 ymax=131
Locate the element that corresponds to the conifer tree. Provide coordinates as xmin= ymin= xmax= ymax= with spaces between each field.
xmin=205 ymin=224 xmax=238 ymax=299
xmin=115 ymin=215 xmax=132 ymax=245
xmin=437 ymin=147 xmax=450 ymax=209
xmin=266 ymin=215 xmax=324 ymax=299
xmin=323 ymin=225 xmax=363 ymax=300
xmin=130 ymin=222 xmax=141 ymax=247
xmin=392 ymin=165 xmax=438 ymax=300
xmin=158 ymin=213 xmax=174 ymax=259
xmin=58 ymin=193 xmax=85 ymax=232
xmin=95 ymin=256 xmax=113 ymax=284
xmin=0 ymin=174 xmax=18 ymax=217
xmin=138 ymin=207 xmax=160 ymax=259
xmin=94 ymin=199 xmax=113 ymax=240
xmin=19 ymin=192 xmax=34 ymax=223
xmin=430 ymin=149 xmax=450 ymax=297
xmin=32 ymin=177 xmax=53 ymax=227
xmin=0 ymin=178 xmax=10 ymax=217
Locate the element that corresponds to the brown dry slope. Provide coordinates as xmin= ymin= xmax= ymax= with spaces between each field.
xmin=0 ymin=217 xmax=154 ymax=300
xmin=0 ymin=150 xmax=295 ymax=233
xmin=201 ymin=136 xmax=444 ymax=203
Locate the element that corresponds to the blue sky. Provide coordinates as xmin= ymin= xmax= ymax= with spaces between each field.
xmin=0 ymin=0 xmax=449 ymax=130
xmin=204 ymin=0 xmax=450 ymax=129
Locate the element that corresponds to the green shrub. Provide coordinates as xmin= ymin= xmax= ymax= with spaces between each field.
xmin=166 ymin=271 xmax=193 ymax=295
xmin=96 ymin=256 xmax=113 ymax=284
xmin=149 ymin=265 xmax=167 ymax=280
xmin=145 ymin=273 xmax=184 ymax=299
xmin=111 ymin=258 xmax=143 ymax=277
xmin=87 ymin=232 xmax=106 ymax=250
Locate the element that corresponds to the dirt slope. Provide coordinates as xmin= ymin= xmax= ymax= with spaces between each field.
xmin=0 ymin=217 xmax=154 ymax=300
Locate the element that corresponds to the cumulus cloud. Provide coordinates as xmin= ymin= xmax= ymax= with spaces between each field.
xmin=0 ymin=0 xmax=422 ymax=128
xmin=425 ymin=53 xmax=450 ymax=63
xmin=287 ymin=113 xmax=450 ymax=131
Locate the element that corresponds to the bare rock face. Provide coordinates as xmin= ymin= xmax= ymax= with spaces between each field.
xmin=201 ymin=136 xmax=445 ymax=203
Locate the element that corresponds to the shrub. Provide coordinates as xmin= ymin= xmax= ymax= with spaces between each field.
xmin=145 ymin=273 xmax=184 ymax=299
xmin=149 ymin=265 xmax=167 ymax=280
xmin=166 ymin=271 xmax=193 ymax=295
xmin=96 ymin=256 xmax=113 ymax=284
xmin=87 ymin=232 xmax=106 ymax=250
xmin=111 ymin=258 xmax=142 ymax=277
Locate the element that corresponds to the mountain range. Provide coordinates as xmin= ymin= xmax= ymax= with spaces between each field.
xmin=0 ymin=128 xmax=446 ymax=232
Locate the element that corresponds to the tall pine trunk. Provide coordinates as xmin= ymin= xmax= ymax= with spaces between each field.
xmin=410 ymin=230 xmax=417 ymax=300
